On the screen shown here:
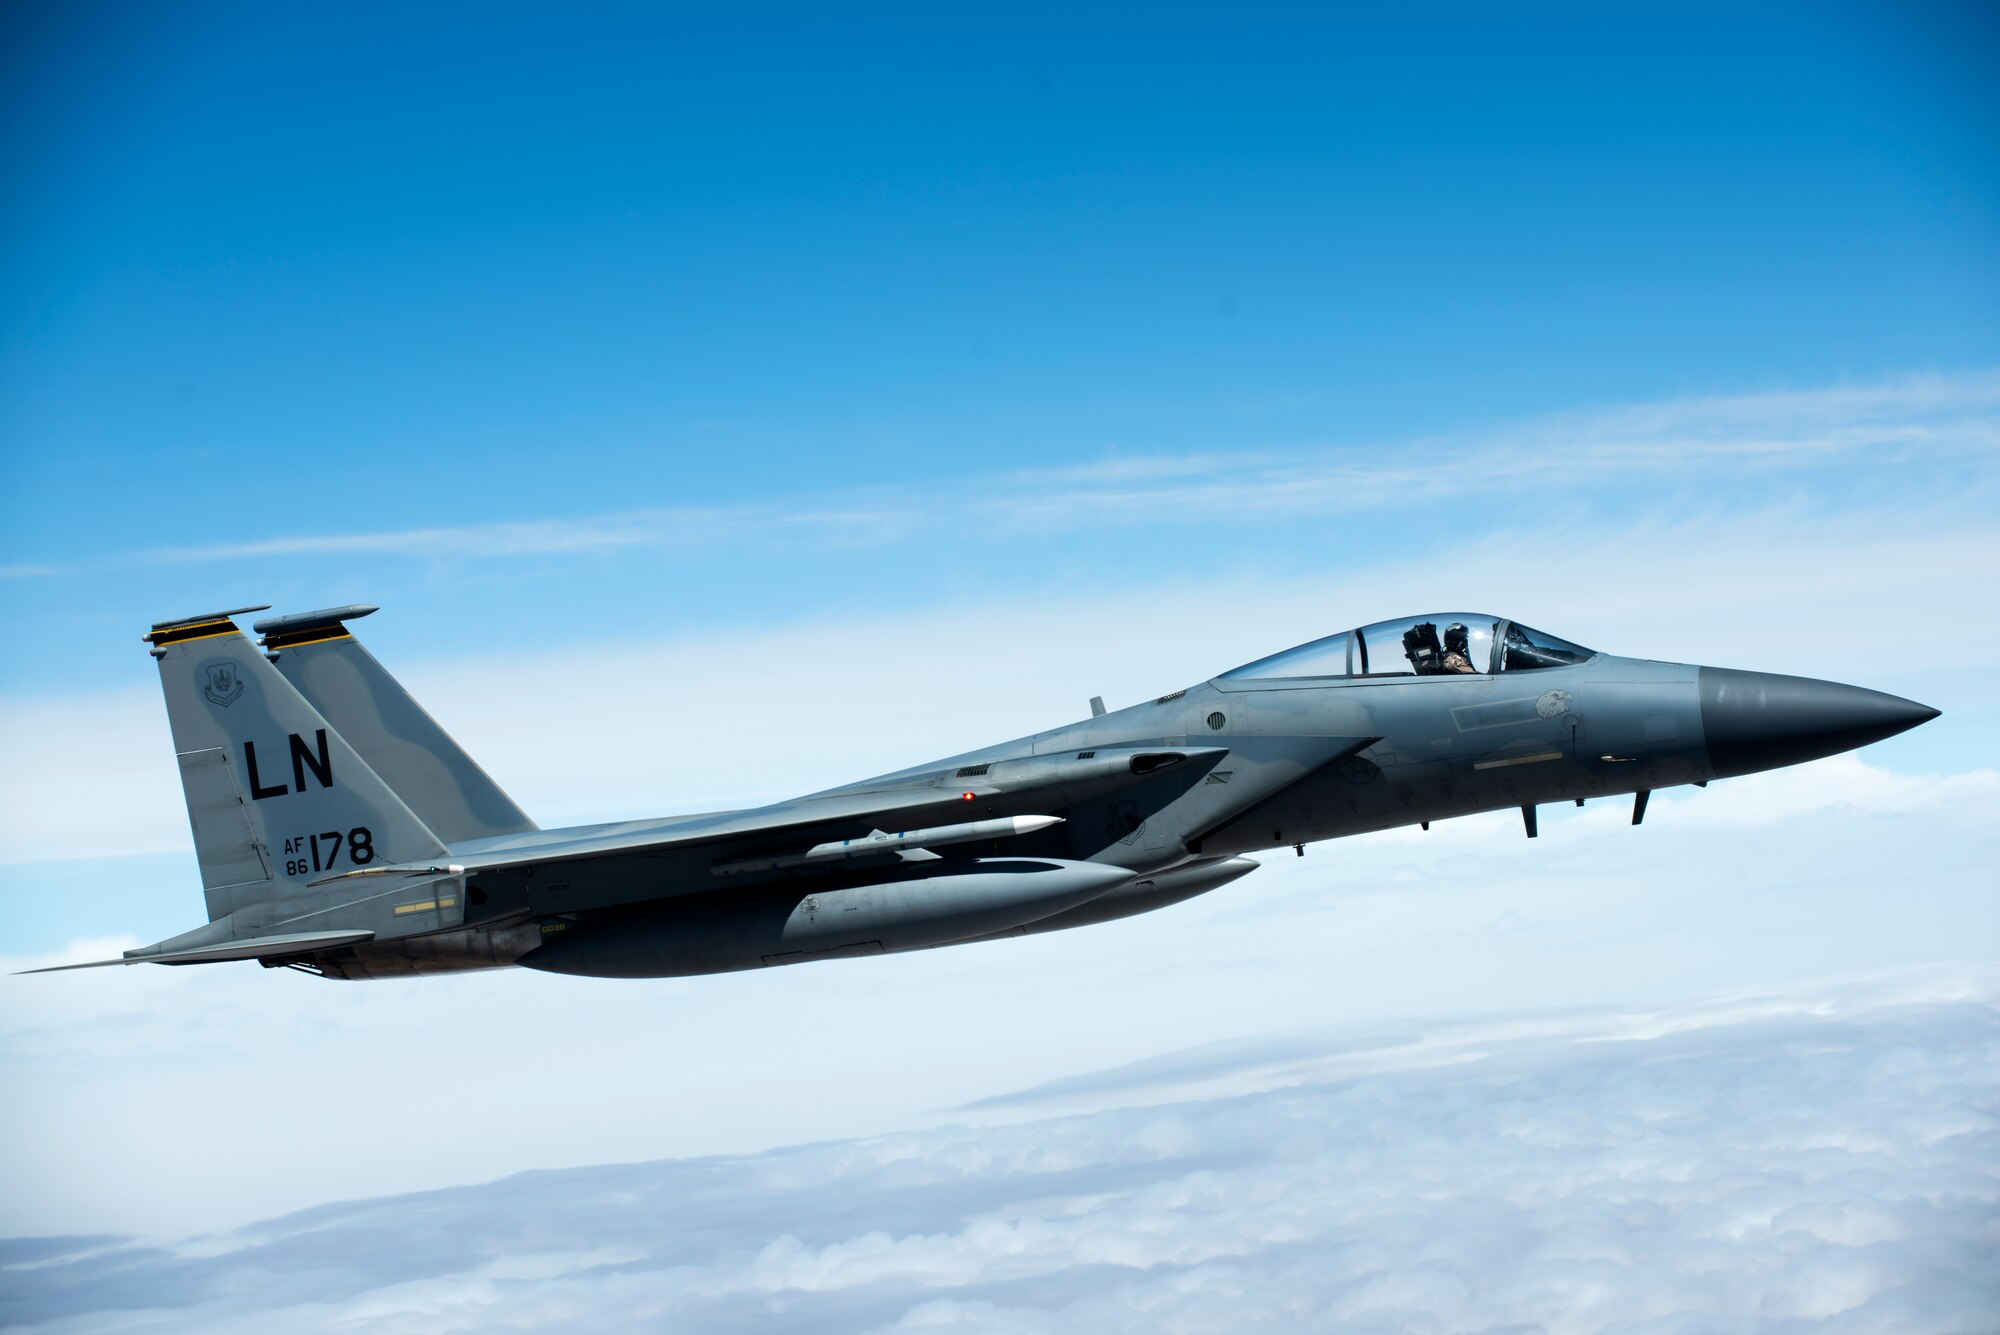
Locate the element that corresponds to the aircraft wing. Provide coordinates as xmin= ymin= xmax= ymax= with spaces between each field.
xmin=1182 ymin=734 xmax=1383 ymax=848
xmin=17 ymin=930 xmax=377 ymax=973
xmin=318 ymin=745 xmax=1229 ymax=885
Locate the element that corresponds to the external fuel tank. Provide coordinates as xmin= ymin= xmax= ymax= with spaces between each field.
xmin=517 ymin=856 xmax=1134 ymax=978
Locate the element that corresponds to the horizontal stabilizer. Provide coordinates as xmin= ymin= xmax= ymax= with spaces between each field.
xmin=17 ymin=930 xmax=375 ymax=974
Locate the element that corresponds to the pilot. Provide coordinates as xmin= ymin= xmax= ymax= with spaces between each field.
xmin=1441 ymin=623 xmax=1478 ymax=674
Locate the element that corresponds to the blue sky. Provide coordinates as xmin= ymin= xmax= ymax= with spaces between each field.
xmin=3 ymin=3 xmax=1997 ymax=683
xmin=3 ymin=6 xmax=1998 ymax=1330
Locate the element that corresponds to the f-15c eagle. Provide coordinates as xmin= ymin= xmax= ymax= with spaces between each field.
xmin=32 ymin=605 xmax=1937 ymax=980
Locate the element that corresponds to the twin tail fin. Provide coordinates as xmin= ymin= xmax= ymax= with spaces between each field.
xmin=148 ymin=608 xmax=449 ymax=924
xmin=254 ymin=605 xmax=537 ymax=844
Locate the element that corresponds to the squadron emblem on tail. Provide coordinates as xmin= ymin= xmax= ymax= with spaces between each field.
xmin=202 ymin=661 xmax=244 ymax=707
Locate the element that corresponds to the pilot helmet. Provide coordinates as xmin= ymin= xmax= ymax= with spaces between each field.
xmin=1444 ymin=622 xmax=1471 ymax=654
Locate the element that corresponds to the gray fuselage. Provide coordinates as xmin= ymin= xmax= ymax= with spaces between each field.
xmin=329 ymin=643 xmax=1929 ymax=979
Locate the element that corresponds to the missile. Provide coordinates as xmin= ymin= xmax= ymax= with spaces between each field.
xmin=710 ymin=814 xmax=1064 ymax=875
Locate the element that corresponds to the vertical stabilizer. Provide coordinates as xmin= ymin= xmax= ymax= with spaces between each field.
xmin=146 ymin=609 xmax=449 ymax=923
xmin=255 ymin=606 xmax=538 ymax=843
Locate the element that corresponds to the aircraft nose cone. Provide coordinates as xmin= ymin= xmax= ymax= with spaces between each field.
xmin=1699 ymin=668 xmax=1941 ymax=780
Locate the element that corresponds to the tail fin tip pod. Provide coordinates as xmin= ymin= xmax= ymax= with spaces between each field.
xmin=145 ymin=605 xmax=272 ymax=651
xmin=254 ymin=605 xmax=538 ymax=842
xmin=255 ymin=604 xmax=379 ymax=651
xmin=146 ymin=608 xmax=449 ymax=924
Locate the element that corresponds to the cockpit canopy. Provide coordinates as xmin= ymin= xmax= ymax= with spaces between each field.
xmin=1219 ymin=614 xmax=1594 ymax=682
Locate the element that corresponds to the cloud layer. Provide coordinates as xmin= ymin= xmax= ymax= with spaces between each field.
xmin=3 ymin=370 xmax=1992 ymax=1331
xmin=2 ymin=507 xmax=1992 ymax=866
xmin=3 ymin=970 xmax=1994 ymax=1333
xmin=3 ymin=363 xmax=1992 ymax=865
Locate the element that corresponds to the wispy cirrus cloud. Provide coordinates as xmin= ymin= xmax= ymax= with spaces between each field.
xmin=2 ymin=970 xmax=1993 ymax=1333
xmin=34 ymin=367 xmax=1999 ymax=571
xmin=977 ymin=368 xmax=2000 ymax=526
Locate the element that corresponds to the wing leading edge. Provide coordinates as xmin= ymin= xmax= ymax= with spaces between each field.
xmin=18 ymin=930 xmax=377 ymax=973
xmin=327 ymin=745 xmax=1231 ymax=885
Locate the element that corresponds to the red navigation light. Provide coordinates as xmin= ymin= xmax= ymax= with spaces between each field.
xmin=961 ymin=792 xmax=975 ymax=801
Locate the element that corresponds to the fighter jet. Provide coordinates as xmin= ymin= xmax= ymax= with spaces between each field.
xmin=32 ymin=605 xmax=1938 ymax=979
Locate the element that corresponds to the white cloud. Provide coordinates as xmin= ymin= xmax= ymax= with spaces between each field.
xmin=6 ymin=365 xmax=1993 ymax=867
xmin=0 ymin=508 xmax=1989 ymax=866
xmin=2 ymin=368 xmax=1993 ymax=1319
xmin=2 ymin=749 xmax=1993 ymax=1249
xmin=1 ymin=969 xmax=1994 ymax=1333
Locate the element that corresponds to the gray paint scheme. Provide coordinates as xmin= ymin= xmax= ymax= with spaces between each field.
xmin=132 ymin=619 xmax=457 ymax=964
xmin=257 ymin=607 xmax=538 ymax=843
xmin=29 ymin=607 xmax=1937 ymax=982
